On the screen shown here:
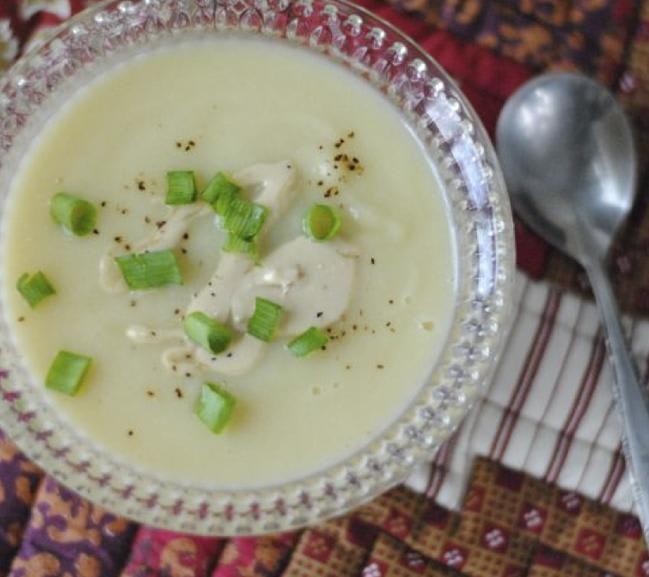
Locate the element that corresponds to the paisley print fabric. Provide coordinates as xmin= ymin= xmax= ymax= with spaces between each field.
xmin=8 ymin=478 xmax=134 ymax=577
xmin=119 ymin=529 xmax=224 ymax=577
xmin=0 ymin=430 xmax=42 ymax=576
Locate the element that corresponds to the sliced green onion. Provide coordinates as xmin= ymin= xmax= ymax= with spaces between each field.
xmin=166 ymin=171 xmax=197 ymax=205
xmin=223 ymin=198 xmax=268 ymax=240
xmin=202 ymin=172 xmax=241 ymax=205
xmin=287 ymin=327 xmax=329 ymax=357
xmin=247 ymin=297 xmax=283 ymax=342
xmin=195 ymin=382 xmax=236 ymax=434
xmin=183 ymin=311 xmax=232 ymax=354
xmin=50 ymin=193 xmax=97 ymax=236
xmin=214 ymin=187 xmax=239 ymax=216
xmin=115 ymin=250 xmax=183 ymax=290
xmin=303 ymin=204 xmax=341 ymax=241
xmin=223 ymin=233 xmax=259 ymax=260
xmin=45 ymin=350 xmax=92 ymax=396
xmin=16 ymin=271 xmax=55 ymax=308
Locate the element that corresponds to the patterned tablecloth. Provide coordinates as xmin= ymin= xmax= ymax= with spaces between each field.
xmin=1 ymin=0 xmax=649 ymax=576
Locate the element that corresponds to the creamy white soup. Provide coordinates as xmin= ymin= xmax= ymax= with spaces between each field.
xmin=0 ymin=38 xmax=456 ymax=488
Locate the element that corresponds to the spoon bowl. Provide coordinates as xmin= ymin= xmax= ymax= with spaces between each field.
xmin=497 ymin=73 xmax=636 ymax=259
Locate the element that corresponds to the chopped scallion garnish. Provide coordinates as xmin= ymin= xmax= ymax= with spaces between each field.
xmin=195 ymin=382 xmax=236 ymax=434
xmin=166 ymin=171 xmax=197 ymax=205
xmin=115 ymin=250 xmax=183 ymax=290
xmin=202 ymin=172 xmax=241 ymax=205
xmin=214 ymin=187 xmax=238 ymax=216
xmin=45 ymin=350 xmax=92 ymax=396
xmin=247 ymin=297 xmax=283 ymax=342
xmin=303 ymin=204 xmax=341 ymax=241
xmin=287 ymin=327 xmax=329 ymax=357
xmin=223 ymin=233 xmax=258 ymax=260
xmin=16 ymin=271 xmax=55 ymax=308
xmin=223 ymin=198 xmax=268 ymax=240
xmin=50 ymin=193 xmax=97 ymax=236
xmin=183 ymin=311 xmax=232 ymax=354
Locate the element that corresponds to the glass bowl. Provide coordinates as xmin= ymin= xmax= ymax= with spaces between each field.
xmin=0 ymin=0 xmax=514 ymax=535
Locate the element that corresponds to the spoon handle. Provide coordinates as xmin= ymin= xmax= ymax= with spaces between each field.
xmin=586 ymin=258 xmax=649 ymax=539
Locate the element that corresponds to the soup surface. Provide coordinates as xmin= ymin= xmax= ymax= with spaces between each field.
xmin=0 ymin=38 xmax=456 ymax=488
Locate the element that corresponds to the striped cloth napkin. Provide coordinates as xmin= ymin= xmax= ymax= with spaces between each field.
xmin=406 ymin=271 xmax=649 ymax=514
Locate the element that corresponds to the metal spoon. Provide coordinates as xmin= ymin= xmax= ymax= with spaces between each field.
xmin=496 ymin=73 xmax=649 ymax=536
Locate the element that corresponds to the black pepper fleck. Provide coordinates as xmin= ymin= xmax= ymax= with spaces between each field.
xmin=146 ymin=390 xmax=155 ymax=397
xmin=121 ymin=208 xmax=128 ymax=215
xmin=93 ymin=229 xmax=99 ymax=235
xmin=156 ymin=220 xmax=166 ymax=229
xmin=137 ymin=180 xmax=146 ymax=191
xmin=144 ymin=216 xmax=151 ymax=224
xmin=17 ymin=316 xmax=25 ymax=323
xmin=389 ymin=299 xmax=394 ymax=304
xmin=182 ymin=233 xmax=189 ymax=240
xmin=181 ymin=248 xmax=187 ymax=254
xmin=128 ymin=430 xmax=134 ymax=436
xmin=175 ymin=388 xmax=183 ymax=398
xmin=184 ymin=372 xmax=192 ymax=378
xmin=226 ymin=352 xmax=233 ymax=358
xmin=130 ymin=300 xmax=137 ymax=307
xmin=316 ymin=312 xmax=323 ymax=318
xmin=377 ymin=364 xmax=384 ymax=369
xmin=370 ymin=257 xmax=375 ymax=265
xmin=100 ymin=201 xmax=107 ymax=207
xmin=114 ymin=236 xmax=122 ymax=243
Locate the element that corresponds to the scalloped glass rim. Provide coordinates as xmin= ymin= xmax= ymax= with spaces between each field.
xmin=0 ymin=0 xmax=515 ymax=535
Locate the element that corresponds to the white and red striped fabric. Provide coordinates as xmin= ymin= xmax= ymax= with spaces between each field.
xmin=406 ymin=271 xmax=649 ymax=513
